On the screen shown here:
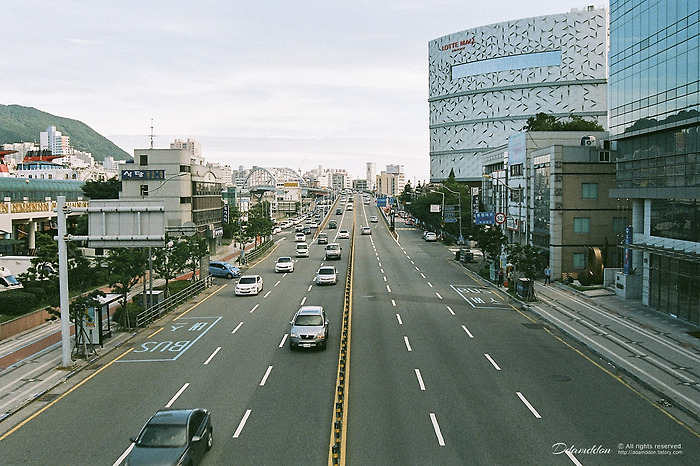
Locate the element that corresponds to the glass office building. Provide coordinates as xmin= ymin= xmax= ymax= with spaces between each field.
xmin=609 ymin=0 xmax=700 ymax=324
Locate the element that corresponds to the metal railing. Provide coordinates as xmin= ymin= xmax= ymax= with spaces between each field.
xmin=240 ymin=240 xmax=273 ymax=265
xmin=135 ymin=275 xmax=212 ymax=327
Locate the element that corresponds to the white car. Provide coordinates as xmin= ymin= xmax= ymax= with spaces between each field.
xmin=275 ymin=256 xmax=294 ymax=273
xmin=316 ymin=266 xmax=338 ymax=285
xmin=235 ymin=275 xmax=263 ymax=295
xmin=369 ymin=216 xmax=378 ymax=223
xmin=338 ymin=229 xmax=350 ymax=239
xmin=424 ymin=232 xmax=438 ymax=242
xmin=295 ymin=243 xmax=309 ymax=257
xmin=361 ymin=226 xmax=371 ymax=235
xmin=294 ymin=232 xmax=306 ymax=242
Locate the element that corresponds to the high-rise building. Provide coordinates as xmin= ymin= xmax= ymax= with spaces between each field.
xmin=366 ymin=162 xmax=376 ymax=190
xmin=428 ymin=7 xmax=608 ymax=182
xmin=39 ymin=126 xmax=71 ymax=156
xmin=609 ymin=1 xmax=700 ymax=324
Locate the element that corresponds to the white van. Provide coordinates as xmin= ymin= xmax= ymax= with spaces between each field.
xmin=0 ymin=266 xmax=23 ymax=291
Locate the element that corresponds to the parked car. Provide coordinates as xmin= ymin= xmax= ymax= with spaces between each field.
xmin=289 ymin=305 xmax=329 ymax=350
xmin=361 ymin=226 xmax=372 ymax=235
xmin=338 ymin=229 xmax=350 ymax=239
xmin=325 ymin=242 xmax=342 ymax=260
xmin=317 ymin=232 xmax=329 ymax=244
xmin=295 ymin=243 xmax=309 ymax=257
xmin=316 ymin=266 xmax=338 ymax=285
xmin=424 ymin=232 xmax=438 ymax=242
xmin=208 ymin=261 xmax=240 ymax=279
xmin=235 ymin=275 xmax=263 ymax=295
xmin=294 ymin=232 xmax=306 ymax=242
xmin=124 ymin=408 xmax=212 ymax=466
xmin=369 ymin=216 xmax=378 ymax=223
xmin=272 ymin=226 xmax=282 ymax=235
xmin=275 ymin=256 xmax=294 ymax=273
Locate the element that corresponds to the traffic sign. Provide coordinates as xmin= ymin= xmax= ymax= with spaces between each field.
xmin=495 ymin=212 xmax=506 ymax=224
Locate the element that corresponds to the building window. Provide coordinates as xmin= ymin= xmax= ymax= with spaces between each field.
xmin=599 ymin=151 xmax=610 ymax=162
xmin=582 ymin=183 xmax=598 ymax=199
xmin=574 ymin=217 xmax=590 ymax=234
xmin=179 ymin=165 xmax=191 ymax=173
xmin=180 ymin=197 xmax=192 ymax=204
xmin=613 ymin=217 xmax=627 ymax=234
xmin=139 ymin=154 xmax=148 ymax=166
xmin=140 ymin=185 xmax=149 ymax=196
xmin=510 ymin=164 xmax=523 ymax=177
xmin=573 ymin=253 xmax=585 ymax=269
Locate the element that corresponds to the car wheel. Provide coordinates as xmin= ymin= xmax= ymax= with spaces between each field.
xmin=289 ymin=341 xmax=296 ymax=351
xmin=226 ymin=273 xmax=233 ymax=279
xmin=321 ymin=340 xmax=327 ymax=351
xmin=206 ymin=427 xmax=213 ymax=450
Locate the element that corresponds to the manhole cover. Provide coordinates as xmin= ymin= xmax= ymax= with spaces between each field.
xmin=549 ymin=375 xmax=572 ymax=382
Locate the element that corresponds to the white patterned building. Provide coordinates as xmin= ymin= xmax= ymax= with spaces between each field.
xmin=428 ymin=6 xmax=608 ymax=182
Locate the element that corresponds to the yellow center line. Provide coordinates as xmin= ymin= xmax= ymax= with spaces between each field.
xmin=0 ymin=347 xmax=134 ymax=442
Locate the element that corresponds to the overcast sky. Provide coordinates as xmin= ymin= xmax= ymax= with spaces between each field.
xmin=2 ymin=1 xmax=604 ymax=184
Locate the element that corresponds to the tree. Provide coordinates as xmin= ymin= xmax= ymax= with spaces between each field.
xmin=471 ymin=226 xmax=507 ymax=264
xmin=183 ymin=235 xmax=208 ymax=281
xmin=82 ymin=178 xmax=121 ymax=200
xmin=105 ymin=248 xmax=146 ymax=328
xmin=151 ymin=238 xmax=189 ymax=297
xmin=507 ymin=244 xmax=548 ymax=281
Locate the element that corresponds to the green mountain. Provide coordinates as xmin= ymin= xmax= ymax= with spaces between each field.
xmin=0 ymin=104 xmax=131 ymax=161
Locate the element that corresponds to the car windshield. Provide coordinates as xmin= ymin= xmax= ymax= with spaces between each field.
xmin=278 ymin=257 xmax=291 ymax=263
xmin=319 ymin=268 xmax=335 ymax=275
xmin=327 ymin=245 xmax=339 ymax=250
xmin=294 ymin=314 xmax=323 ymax=326
xmin=239 ymin=277 xmax=256 ymax=284
xmin=137 ymin=424 xmax=187 ymax=448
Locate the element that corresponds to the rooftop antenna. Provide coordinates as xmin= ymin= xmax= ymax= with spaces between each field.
xmin=149 ymin=118 xmax=156 ymax=148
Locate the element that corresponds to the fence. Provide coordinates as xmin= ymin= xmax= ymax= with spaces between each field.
xmin=135 ymin=275 xmax=212 ymax=327
xmin=240 ymin=240 xmax=273 ymax=265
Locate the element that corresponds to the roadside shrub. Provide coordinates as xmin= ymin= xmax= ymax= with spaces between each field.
xmin=22 ymin=285 xmax=48 ymax=304
xmin=0 ymin=291 xmax=38 ymax=315
xmin=112 ymin=301 xmax=144 ymax=329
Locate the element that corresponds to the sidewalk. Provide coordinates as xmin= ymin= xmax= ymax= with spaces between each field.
xmin=461 ymin=258 xmax=700 ymax=422
xmin=0 ymin=241 xmax=253 ymax=423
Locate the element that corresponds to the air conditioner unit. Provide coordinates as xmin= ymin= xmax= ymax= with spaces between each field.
xmin=581 ymin=136 xmax=597 ymax=146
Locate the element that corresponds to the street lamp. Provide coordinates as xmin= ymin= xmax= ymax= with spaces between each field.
xmin=429 ymin=189 xmax=445 ymax=233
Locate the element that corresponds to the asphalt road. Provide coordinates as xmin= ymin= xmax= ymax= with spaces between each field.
xmin=0 ymin=195 xmax=698 ymax=465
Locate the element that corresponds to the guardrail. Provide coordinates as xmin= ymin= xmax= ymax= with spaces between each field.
xmin=135 ymin=275 xmax=213 ymax=327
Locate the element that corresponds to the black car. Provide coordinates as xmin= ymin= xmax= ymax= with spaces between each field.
xmin=125 ymin=408 xmax=212 ymax=465
xmin=335 ymin=208 xmax=342 ymax=215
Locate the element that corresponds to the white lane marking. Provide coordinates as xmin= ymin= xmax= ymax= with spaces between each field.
xmin=420 ymin=273 xmax=426 ymax=279
xmin=259 ymin=365 xmax=273 ymax=386
xmin=264 ymin=291 xmax=271 ymax=298
xmin=233 ymin=409 xmax=252 ymax=438
xmin=430 ymin=413 xmax=446 ymax=446
xmin=308 ymin=284 xmax=313 ymax=292
xmin=386 ymin=285 xmax=392 ymax=293
xmin=446 ymin=306 xmax=455 ymax=315
xmin=462 ymin=325 xmax=474 ymax=338
xmin=232 ymin=322 xmax=244 ymax=334
xmin=112 ymin=444 xmax=135 ymax=466
xmin=404 ymin=336 xmax=412 ymax=351
xmin=378 ymin=262 xmax=382 ymax=267
xmin=249 ymin=304 xmax=259 ymax=314
xmin=517 ymin=392 xmax=542 ymax=418
xmin=484 ymin=354 xmax=501 ymax=371
xmin=406 ymin=255 xmax=411 ymax=260
xmin=203 ymin=347 xmax=221 ymax=365
xmin=435 ymin=292 xmax=442 ymax=299
xmin=428 ymin=282 xmax=433 ymax=288
xmin=414 ymin=265 xmax=418 ymax=270
xmin=396 ymin=314 xmax=403 ymax=325
xmin=279 ymin=334 xmax=288 ymax=347
xmin=564 ymin=450 xmax=584 ymax=466
xmin=391 ymin=299 xmax=396 ymax=307
xmin=415 ymin=369 xmax=426 ymax=391
xmin=380 ymin=268 xmax=384 ymax=274
xmin=165 ymin=383 xmax=190 ymax=407
xmin=275 ymin=280 xmax=281 ymax=287
xmin=301 ymin=296 xmax=307 ymax=305
xmin=383 ymin=276 xmax=387 ymax=282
